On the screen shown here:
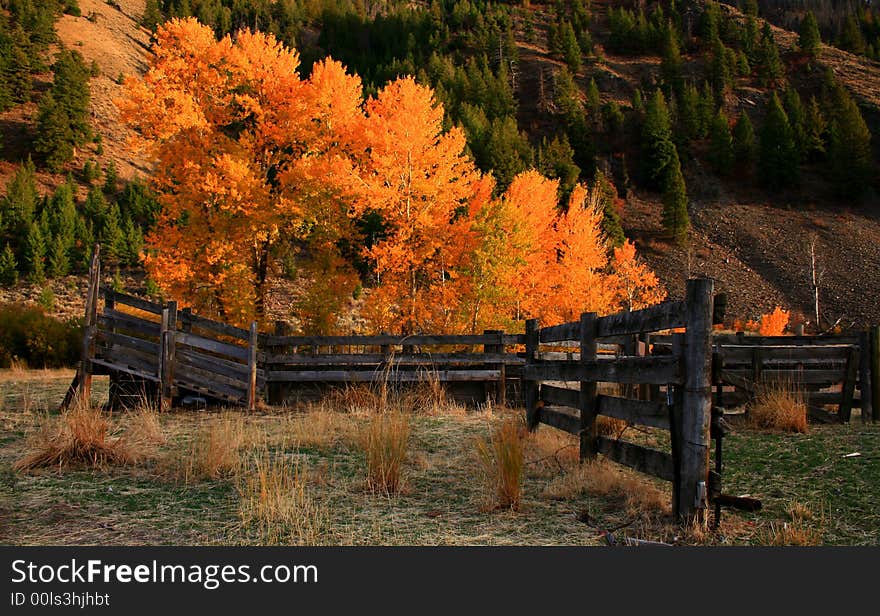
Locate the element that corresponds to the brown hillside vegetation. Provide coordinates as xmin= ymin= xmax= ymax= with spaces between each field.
xmin=54 ymin=0 xmax=152 ymax=180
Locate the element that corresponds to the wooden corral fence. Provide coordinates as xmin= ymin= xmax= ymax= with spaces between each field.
xmin=651 ymin=332 xmax=879 ymax=424
xmin=521 ymin=278 xmax=723 ymax=522
xmin=64 ymin=247 xmax=527 ymax=410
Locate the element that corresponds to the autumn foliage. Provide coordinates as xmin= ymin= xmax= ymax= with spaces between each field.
xmin=120 ymin=19 xmax=665 ymax=332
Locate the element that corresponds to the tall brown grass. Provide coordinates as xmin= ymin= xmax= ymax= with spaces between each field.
xmin=756 ymin=501 xmax=823 ymax=546
xmin=172 ymin=413 xmax=257 ymax=482
xmin=123 ymin=398 xmax=166 ymax=448
xmin=14 ymin=400 xmax=138 ymax=471
xmin=542 ymin=458 xmax=669 ymax=517
xmin=361 ymin=411 xmax=411 ymax=495
xmin=750 ymin=382 xmax=808 ymax=433
xmin=476 ymin=415 xmax=525 ymax=511
xmin=237 ymin=449 xmax=329 ymax=545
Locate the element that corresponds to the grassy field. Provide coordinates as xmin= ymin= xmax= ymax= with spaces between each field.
xmin=0 ymin=370 xmax=877 ymax=546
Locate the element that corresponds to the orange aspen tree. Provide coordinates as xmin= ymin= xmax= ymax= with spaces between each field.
xmin=547 ymin=184 xmax=614 ymax=324
xmin=501 ymin=170 xmax=561 ymax=321
xmin=119 ymin=20 xmax=306 ymax=323
xmin=352 ymin=77 xmax=478 ymax=334
xmin=610 ymin=239 xmax=666 ymax=311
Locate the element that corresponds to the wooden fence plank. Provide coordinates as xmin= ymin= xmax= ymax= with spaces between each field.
xmin=540 ymin=384 xmax=580 ymax=409
xmin=596 ymin=301 xmax=687 ymax=339
xmin=537 ymin=406 xmax=581 ymax=435
xmin=96 ymin=330 xmax=160 ymax=356
xmin=539 ymin=321 xmax=580 ymax=343
xmin=720 ymin=368 xmax=846 ymax=385
xmin=596 ymin=395 xmax=671 ymax=430
xmin=175 ymin=331 xmax=249 ymax=361
xmin=101 ymin=288 xmax=164 ymax=315
xmin=596 ymin=436 xmax=675 ymax=482
xmin=266 ymin=369 xmax=502 ymax=382
xmin=260 ymin=352 xmax=524 ymax=366
xmin=523 ymin=356 xmax=681 ymax=385
xmin=89 ymin=358 xmax=160 ymax=382
xmin=178 ymin=311 xmax=251 ymax=341
xmin=264 ymin=333 xmax=519 ymax=347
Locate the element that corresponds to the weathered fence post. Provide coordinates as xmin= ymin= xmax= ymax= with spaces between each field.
xmin=860 ymin=330 xmax=873 ymax=424
xmin=579 ymin=312 xmax=599 ymax=460
xmin=76 ymin=244 xmax=101 ymax=407
xmin=839 ymin=346 xmax=860 ymax=422
xmin=871 ymin=326 xmax=880 ymax=423
xmin=483 ymin=329 xmax=504 ymax=406
xmin=525 ymin=318 xmax=540 ymax=430
xmin=159 ymin=301 xmax=177 ymax=412
xmin=678 ymin=277 xmax=715 ymax=523
xmin=248 ymin=321 xmax=258 ymax=411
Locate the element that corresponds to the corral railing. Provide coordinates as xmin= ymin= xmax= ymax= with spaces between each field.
xmin=93 ymin=290 xmax=261 ymax=410
xmin=522 ymin=278 xmax=717 ymax=522
xmin=652 ymin=332 xmax=877 ymax=424
xmin=261 ymin=325 xmax=525 ymax=406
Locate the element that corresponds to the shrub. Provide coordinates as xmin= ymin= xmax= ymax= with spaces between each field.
xmin=758 ymin=306 xmax=789 ymax=335
xmin=750 ymin=383 xmax=808 ymax=433
xmin=477 ymin=415 xmax=525 ymax=510
xmin=0 ymin=303 xmax=82 ymax=368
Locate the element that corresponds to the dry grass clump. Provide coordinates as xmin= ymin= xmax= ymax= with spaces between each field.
xmin=595 ymin=416 xmax=628 ymax=438
xmin=755 ymin=500 xmax=823 ymax=546
xmin=171 ymin=412 xmax=258 ymax=482
xmin=360 ymin=410 xmax=411 ymax=495
xmin=476 ymin=415 xmax=526 ymax=511
xmin=542 ymin=458 xmax=670 ymax=516
xmin=750 ymin=383 xmax=808 ymax=433
xmin=14 ymin=401 xmax=138 ymax=471
xmin=123 ymin=399 xmax=166 ymax=447
xmin=237 ymin=449 xmax=330 ymax=545
xmin=285 ymin=404 xmax=357 ymax=449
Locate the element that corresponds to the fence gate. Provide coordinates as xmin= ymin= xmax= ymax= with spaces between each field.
xmin=522 ymin=278 xmax=716 ymax=523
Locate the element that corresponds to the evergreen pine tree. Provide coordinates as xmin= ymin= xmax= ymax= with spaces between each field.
xmin=538 ymin=135 xmax=580 ymax=203
xmin=0 ymin=156 xmax=38 ymax=241
xmin=122 ymin=216 xmax=144 ymax=266
xmin=585 ymin=77 xmax=601 ymax=115
xmin=0 ymin=243 xmax=18 ymax=287
xmin=103 ymin=160 xmax=119 ymax=194
xmin=660 ymin=21 xmax=683 ymax=94
xmin=34 ymin=49 xmax=91 ymax=171
xmin=99 ymin=202 xmax=126 ymax=264
xmin=758 ymin=92 xmax=799 ymax=188
xmin=783 ymin=88 xmax=807 ymax=160
xmin=709 ymin=108 xmax=734 ymax=174
xmin=595 ymin=168 xmax=626 ymax=248
xmin=641 ymin=90 xmax=678 ymax=190
xmin=662 ymin=156 xmax=689 ymax=245
xmin=34 ymin=94 xmax=75 ymax=172
xmin=827 ymin=85 xmax=872 ymax=199
xmin=73 ymin=216 xmax=93 ymax=273
xmin=757 ymin=23 xmax=784 ymax=87
xmin=677 ymin=82 xmax=702 ymax=140
xmin=803 ymin=96 xmax=827 ymax=162
xmin=733 ymin=113 xmax=756 ymax=165
xmin=799 ymin=11 xmax=821 ymax=58
xmin=48 ymin=232 xmax=70 ymax=278
xmin=24 ymin=222 xmax=46 ymax=283
xmin=559 ymin=21 xmax=581 ymax=72
xmin=839 ymin=15 xmax=866 ymax=55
